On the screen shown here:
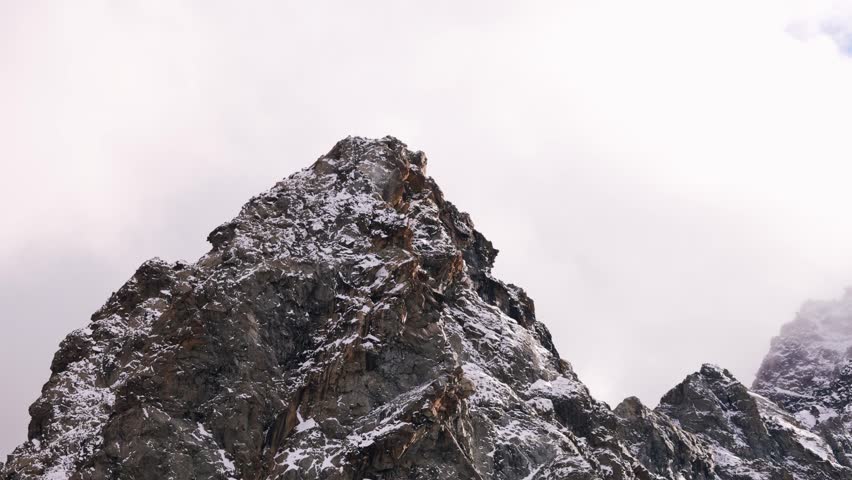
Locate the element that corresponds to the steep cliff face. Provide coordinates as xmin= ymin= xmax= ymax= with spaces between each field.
xmin=753 ymin=290 xmax=852 ymax=471
xmin=3 ymin=137 xmax=852 ymax=480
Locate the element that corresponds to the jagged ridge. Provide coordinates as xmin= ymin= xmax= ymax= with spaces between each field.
xmin=2 ymin=137 xmax=851 ymax=480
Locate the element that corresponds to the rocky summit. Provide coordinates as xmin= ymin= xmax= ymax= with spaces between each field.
xmin=2 ymin=136 xmax=852 ymax=479
xmin=753 ymin=290 xmax=852 ymax=474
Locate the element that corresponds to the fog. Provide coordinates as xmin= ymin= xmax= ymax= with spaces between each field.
xmin=3 ymin=0 xmax=852 ymax=457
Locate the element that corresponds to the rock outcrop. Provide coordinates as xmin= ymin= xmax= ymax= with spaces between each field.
xmin=617 ymin=364 xmax=847 ymax=479
xmin=754 ymin=290 xmax=852 ymax=473
xmin=2 ymin=136 xmax=851 ymax=479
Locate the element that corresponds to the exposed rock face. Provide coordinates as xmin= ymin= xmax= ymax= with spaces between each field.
xmin=618 ymin=364 xmax=847 ymax=479
xmin=0 ymin=137 xmax=646 ymax=480
xmin=754 ymin=290 xmax=852 ymax=471
xmin=2 ymin=136 xmax=852 ymax=479
xmin=632 ymin=365 xmax=850 ymax=479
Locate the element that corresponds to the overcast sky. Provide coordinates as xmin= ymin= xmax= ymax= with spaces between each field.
xmin=3 ymin=0 xmax=852 ymax=458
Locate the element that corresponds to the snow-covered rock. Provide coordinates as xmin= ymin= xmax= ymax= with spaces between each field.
xmin=754 ymin=290 xmax=852 ymax=471
xmin=0 ymin=137 xmax=645 ymax=479
xmin=621 ymin=364 xmax=848 ymax=479
xmin=3 ymin=136 xmax=851 ymax=479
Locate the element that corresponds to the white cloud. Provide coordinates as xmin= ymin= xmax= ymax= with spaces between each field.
xmin=786 ymin=0 xmax=852 ymax=53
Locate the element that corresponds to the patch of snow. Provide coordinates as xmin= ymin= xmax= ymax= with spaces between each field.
xmin=295 ymin=418 xmax=317 ymax=433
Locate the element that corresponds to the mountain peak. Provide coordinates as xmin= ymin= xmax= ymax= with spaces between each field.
xmin=698 ymin=363 xmax=732 ymax=378
xmin=753 ymin=289 xmax=852 ymax=467
xmin=1 ymin=138 xmax=581 ymax=480
xmin=322 ymin=135 xmax=426 ymax=170
xmin=5 ymin=139 xmax=852 ymax=480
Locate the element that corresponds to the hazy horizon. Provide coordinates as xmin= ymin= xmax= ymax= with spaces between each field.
xmin=3 ymin=0 xmax=852 ymax=459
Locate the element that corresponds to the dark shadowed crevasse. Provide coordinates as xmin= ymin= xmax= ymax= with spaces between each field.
xmin=2 ymin=137 xmax=851 ymax=479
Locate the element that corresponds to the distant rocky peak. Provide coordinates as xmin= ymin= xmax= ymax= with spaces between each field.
xmin=615 ymin=362 xmax=849 ymax=479
xmin=657 ymin=364 xmax=763 ymax=447
xmin=752 ymin=289 xmax=852 ymax=470
xmin=658 ymin=364 xmax=744 ymax=409
xmin=754 ymin=290 xmax=852 ymax=408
